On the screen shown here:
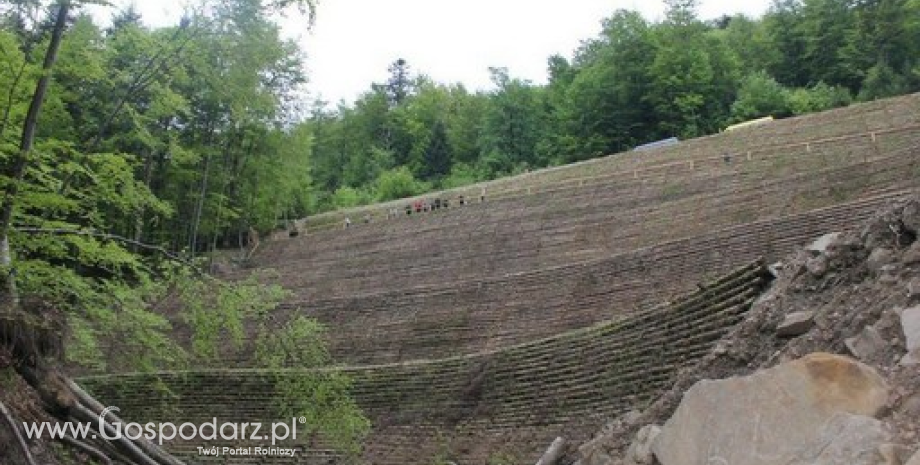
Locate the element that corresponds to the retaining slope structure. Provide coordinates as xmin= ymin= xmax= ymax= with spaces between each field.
xmin=81 ymin=96 xmax=920 ymax=462
xmin=249 ymin=190 xmax=915 ymax=366
xmin=188 ymin=190 xmax=914 ymax=368
xmin=295 ymin=93 xmax=919 ymax=232
xmin=211 ymin=123 xmax=920 ymax=366
xmin=80 ymin=260 xmax=772 ymax=465
xmin=250 ymin=117 xmax=920 ymax=303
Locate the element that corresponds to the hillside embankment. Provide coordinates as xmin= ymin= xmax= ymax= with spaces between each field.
xmin=575 ymin=195 xmax=920 ymax=465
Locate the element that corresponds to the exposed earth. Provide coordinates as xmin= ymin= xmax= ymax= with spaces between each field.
xmin=574 ymin=196 xmax=920 ymax=465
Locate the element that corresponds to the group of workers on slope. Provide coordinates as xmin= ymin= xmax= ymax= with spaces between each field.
xmin=343 ymin=187 xmax=487 ymax=229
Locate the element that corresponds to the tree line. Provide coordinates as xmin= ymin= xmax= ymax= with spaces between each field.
xmin=307 ymin=0 xmax=920 ymax=211
xmin=1 ymin=0 xmax=368 ymax=459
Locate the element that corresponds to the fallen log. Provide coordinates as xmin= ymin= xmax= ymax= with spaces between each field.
xmin=535 ymin=436 xmax=567 ymax=465
xmin=3 ymin=302 xmax=186 ymax=465
xmin=68 ymin=379 xmax=186 ymax=465
xmin=0 ymin=399 xmax=38 ymax=465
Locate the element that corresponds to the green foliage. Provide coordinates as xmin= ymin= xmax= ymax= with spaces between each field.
xmin=554 ymin=10 xmax=655 ymax=160
xmin=178 ymin=271 xmax=289 ymax=362
xmin=375 ymin=166 xmax=427 ymax=201
xmin=478 ymin=68 xmax=547 ymax=172
xmin=787 ymin=82 xmax=852 ymax=115
xmin=255 ymin=316 xmax=371 ymax=455
xmin=730 ymin=71 xmax=791 ymax=121
xmin=647 ymin=6 xmax=742 ymax=138
xmin=1 ymin=1 xmax=363 ymax=457
xmin=331 ymin=186 xmax=367 ymax=209
xmin=858 ymin=62 xmax=911 ymax=101
xmin=440 ymin=163 xmax=484 ymax=189
xmin=721 ymin=14 xmax=778 ymax=75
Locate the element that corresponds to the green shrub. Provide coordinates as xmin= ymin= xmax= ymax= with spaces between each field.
xmin=331 ymin=186 xmax=368 ymax=208
xmin=729 ymin=71 xmax=791 ymax=122
xmin=375 ymin=167 xmax=428 ymax=201
xmin=858 ymin=62 xmax=910 ymax=101
xmin=787 ymin=82 xmax=852 ymax=115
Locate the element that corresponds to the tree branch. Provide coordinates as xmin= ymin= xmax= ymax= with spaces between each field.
xmin=58 ymin=435 xmax=113 ymax=465
xmin=0 ymin=399 xmax=38 ymax=465
xmin=68 ymin=380 xmax=185 ymax=465
xmin=85 ymin=15 xmax=199 ymax=152
xmin=13 ymin=227 xmax=200 ymax=270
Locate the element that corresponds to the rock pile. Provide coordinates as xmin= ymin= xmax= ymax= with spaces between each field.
xmin=574 ymin=196 xmax=920 ymax=465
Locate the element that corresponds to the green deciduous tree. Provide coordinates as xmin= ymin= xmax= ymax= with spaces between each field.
xmin=478 ymin=68 xmax=546 ymax=175
xmin=375 ymin=166 xmax=428 ymax=201
xmin=730 ymin=71 xmax=792 ymax=121
xmin=0 ymin=1 xmax=368 ymax=461
xmin=553 ymin=10 xmax=655 ymax=159
xmin=787 ymin=82 xmax=853 ymax=114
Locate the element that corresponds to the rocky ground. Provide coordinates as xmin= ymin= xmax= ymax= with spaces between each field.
xmin=574 ymin=195 xmax=920 ymax=465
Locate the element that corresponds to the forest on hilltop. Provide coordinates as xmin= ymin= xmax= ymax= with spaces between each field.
xmin=309 ymin=0 xmax=920 ymax=212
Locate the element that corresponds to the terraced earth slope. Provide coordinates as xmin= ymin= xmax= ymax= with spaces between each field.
xmin=296 ymin=93 xmax=919 ymax=232
xmin=82 ymin=261 xmax=771 ymax=464
xmin=83 ymin=94 xmax=920 ymax=464
xmin=232 ymin=93 xmax=920 ymax=367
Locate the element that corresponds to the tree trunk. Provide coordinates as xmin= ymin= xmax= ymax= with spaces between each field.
xmin=133 ymin=150 xmax=156 ymax=251
xmin=534 ymin=437 xmax=567 ymax=465
xmin=0 ymin=4 xmax=188 ymax=464
xmin=188 ymin=151 xmax=212 ymax=256
xmin=0 ymin=399 xmax=38 ymax=465
xmin=0 ymin=0 xmax=70 ymax=303
xmin=67 ymin=380 xmax=185 ymax=465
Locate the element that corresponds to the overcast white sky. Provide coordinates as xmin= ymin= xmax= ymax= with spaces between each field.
xmin=91 ymin=0 xmax=773 ymax=104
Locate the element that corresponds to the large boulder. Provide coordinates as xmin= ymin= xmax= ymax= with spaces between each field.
xmin=652 ymin=353 xmax=891 ymax=465
xmin=902 ymin=306 xmax=920 ymax=365
xmin=625 ymin=425 xmax=660 ymax=465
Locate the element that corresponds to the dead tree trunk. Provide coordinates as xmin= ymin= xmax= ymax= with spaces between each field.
xmin=534 ymin=437 xmax=567 ymax=465
xmin=0 ymin=399 xmax=38 ymax=465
